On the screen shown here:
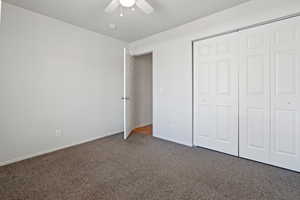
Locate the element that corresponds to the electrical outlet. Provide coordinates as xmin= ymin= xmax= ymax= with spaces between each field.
xmin=55 ymin=129 xmax=62 ymax=136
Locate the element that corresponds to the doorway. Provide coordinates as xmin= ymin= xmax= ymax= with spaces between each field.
xmin=124 ymin=50 xmax=153 ymax=139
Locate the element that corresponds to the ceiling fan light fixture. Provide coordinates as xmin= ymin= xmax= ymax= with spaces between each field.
xmin=119 ymin=0 xmax=136 ymax=8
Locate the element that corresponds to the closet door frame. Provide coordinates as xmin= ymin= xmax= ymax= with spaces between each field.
xmin=192 ymin=13 xmax=300 ymax=172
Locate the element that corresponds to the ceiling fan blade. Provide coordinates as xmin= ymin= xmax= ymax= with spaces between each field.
xmin=136 ymin=0 xmax=154 ymax=14
xmin=105 ymin=0 xmax=120 ymax=13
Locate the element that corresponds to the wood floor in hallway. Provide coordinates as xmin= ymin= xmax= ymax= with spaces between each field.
xmin=131 ymin=125 xmax=152 ymax=136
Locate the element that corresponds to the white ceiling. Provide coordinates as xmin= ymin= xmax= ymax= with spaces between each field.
xmin=3 ymin=0 xmax=251 ymax=42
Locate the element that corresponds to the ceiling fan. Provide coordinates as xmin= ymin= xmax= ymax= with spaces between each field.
xmin=105 ymin=0 xmax=154 ymax=15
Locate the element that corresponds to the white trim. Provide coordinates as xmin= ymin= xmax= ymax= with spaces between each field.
xmin=192 ymin=12 xmax=300 ymax=43
xmin=154 ymin=135 xmax=193 ymax=147
xmin=0 ymin=131 xmax=122 ymax=167
xmin=152 ymin=49 xmax=159 ymax=139
xmin=134 ymin=123 xmax=152 ymax=129
xmin=123 ymin=48 xmax=127 ymax=139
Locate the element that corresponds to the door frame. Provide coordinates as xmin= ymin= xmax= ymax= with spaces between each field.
xmin=192 ymin=12 xmax=300 ymax=147
xmin=124 ymin=48 xmax=158 ymax=139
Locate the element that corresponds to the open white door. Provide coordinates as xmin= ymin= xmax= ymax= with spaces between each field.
xmin=123 ymin=48 xmax=135 ymax=139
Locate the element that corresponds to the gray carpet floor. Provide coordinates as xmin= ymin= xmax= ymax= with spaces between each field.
xmin=0 ymin=133 xmax=300 ymax=200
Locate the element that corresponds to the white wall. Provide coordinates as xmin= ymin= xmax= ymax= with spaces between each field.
xmin=129 ymin=0 xmax=300 ymax=146
xmin=133 ymin=54 xmax=152 ymax=127
xmin=0 ymin=1 xmax=2 ymax=22
xmin=0 ymin=3 xmax=126 ymax=166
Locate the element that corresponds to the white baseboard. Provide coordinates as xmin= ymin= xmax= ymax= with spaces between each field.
xmin=153 ymin=135 xmax=193 ymax=147
xmin=0 ymin=131 xmax=122 ymax=167
xmin=135 ymin=123 xmax=152 ymax=129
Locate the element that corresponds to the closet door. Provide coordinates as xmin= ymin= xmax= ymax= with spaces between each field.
xmin=269 ymin=17 xmax=300 ymax=172
xmin=193 ymin=33 xmax=239 ymax=156
xmin=239 ymin=26 xmax=271 ymax=163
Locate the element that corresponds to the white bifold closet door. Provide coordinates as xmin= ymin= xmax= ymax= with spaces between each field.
xmin=193 ymin=33 xmax=239 ymax=156
xmin=194 ymin=16 xmax=300 ymax=172
xmin=239 ymin=17 xmax=300 ymax=172
xmin=268 ymin=17 xmax=300 ymax=171
xmin=239 ymin=24 xmax=271 ymax=163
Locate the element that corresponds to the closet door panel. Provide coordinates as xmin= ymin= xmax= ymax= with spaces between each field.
xmin=194 ymin=43 xmax=214 ymax=149
xmin=239 ymin=26 xmax=271 ymax=163
xmin=269 ymin=17 xmax=300 ymax=172
xmin=194 ymin=33 xmax=239 ymax=156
